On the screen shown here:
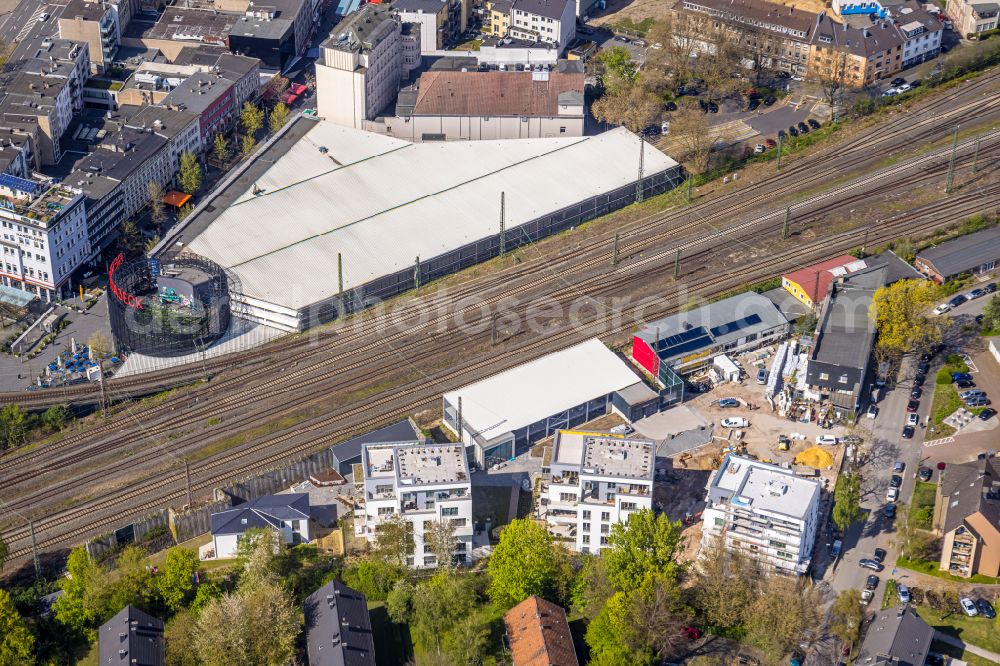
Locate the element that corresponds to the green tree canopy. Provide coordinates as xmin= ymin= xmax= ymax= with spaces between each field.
xmin=193 ymin=580 xmax=298 ymax=666
xmin=833 ymin=473 xmax=862 ymax=532
xmin=178 ymin=151 xmax=202 ymax=195
xmin=571 ymin=553 xmax=615 ymax=620
xmin=159 ymin=547 xmax=200 ymax=612
xmin=107 ymin=545 xmax=156 ymax=612
xmin=240 ymin=102 xmax=264 ymax=136
xmin=597 ymin=46 xmax=638 ymax=93
xmin=373 ymin=513 xmax=414 ymax=567
xmin=342 ymin=557 xmax=405 ymax=601
xmin=55 ymin=547 xmax=113 ymax=636
xmin=41 ymin=404 xmax=72 ymax=431
xmin=829 ymin=589 xmax=864 ymax=654
xmin=212 ymin=133 xmax=230 ymax=163
xmin=410 ymin=570 xmax=477 ymax=656
xmin=745 ymin=577 xmax=822 ymax=664
xmin=982 ymin=294 xmax=1000 ymax=332
xmin=164 ymin=608 xmax=200 ymax=666
xmin=0 ymin=404 xmax=29 ymax=450
xmin=487 ymin=518 xmax=572 ymax=609
xmin=0 ymin=588 xmax=35 ymax=665
xmin=870 ymin=279 xmax=944 ymax=359
xmin=694 ymin=540 xmax=760 ymax=630
xmin=585 ymin=591 xmax=649 ymax=666
xmin=604 ymin=509 xmax=684 ymax=590
xmin=268 ymin=102 xmax=290 ymax=134
xmin=240 ymin=134 xmax=257 ymax=158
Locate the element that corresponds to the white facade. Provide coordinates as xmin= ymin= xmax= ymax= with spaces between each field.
xmin=356 ymin=443 xmax=473 ymax=568
xmin=0 ymin=177 xmax=90 ymax=301
xmin=700 ymin=455 xmax=821 ymax=575
xmin=508 ymin=0 xmax=576 ymax=49
xmin=396 ymin=9 xmax=440 ymax=53
xmin=316 ymin=6 xmax=403 ymax=129
xmin=212 ymin=518 xmax=312 ymax=558
xmin=897 ymin=13 xmax=943 ymax=67
xmin=542 ymin=431 xmax=654 ymax=553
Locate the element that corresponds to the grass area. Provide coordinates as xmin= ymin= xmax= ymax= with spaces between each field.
xmin=368 ymin=601 xmax=414 ymax=664
xmin=916 ymin=606 xmax=1000 ymax=654
xmin=882 ymin=578 xmax=899 ymax=609
xmin=932 ymin=640 xmax=999 ymax=666
xmin=929 ymin=381 xmax=961 ymax=438
xmin=184 ymin=414 xmax=305 ymax=462
xmin=472 ymin=485 xmax=514 ymax=527
xmin=910 ymin=481 xmax=938 ymax=530
xmin=453 ymin=38 xmax=482 ymax=50
xmin=897 ymin=555 xmax=1000 ymax=585
xmin=608 ymin=17 xmax=655 ymax=36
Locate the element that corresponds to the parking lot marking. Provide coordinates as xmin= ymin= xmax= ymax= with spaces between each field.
xmin=923 ymin=436 xmax=955 ymax=448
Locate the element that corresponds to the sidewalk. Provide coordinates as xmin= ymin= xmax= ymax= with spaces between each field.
xmin=935 ymin=631 xmax=1000 ymax=664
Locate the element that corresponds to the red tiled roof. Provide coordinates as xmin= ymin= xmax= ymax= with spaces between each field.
xmin=411 ymin=71 xmax=584 ymax=117
xmin=783 ymin=254 xmax=864 ymax=303
xmin=504 ymin=596 xmax=579 ymax=666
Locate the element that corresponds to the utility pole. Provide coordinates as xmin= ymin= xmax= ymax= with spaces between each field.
xmin=636 ymin=134 xmax=646 ymax=203
xmin=612 ymin=232 xmax=620 ymax=266
xmin=414 ymin=256 xmax=420 ymax=290
xmin=945 ymin=125 xmax=959 ymax=194
xmin=674 ymin=248 xmax=681 ymax=278
xmin=862 ymin=220 xmax=876 ymax=255
xmin=686 ymin=175 xmax=693 ymax=203
xmin=499 ymin=191 xmax=506 ymax=257
xmin=973 ymin=138 xmax=982 ymax=173
xmin=776 ymin=133 xmax=784 ymax=171
xmin=184 ymin=460 xmax=193 ymax=509
xmin=781 ymin=206 xmax=791 ymax=240
xmin=29 ymin=519 xmax=40 ymax=581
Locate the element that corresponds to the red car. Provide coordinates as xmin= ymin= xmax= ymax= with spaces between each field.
xmin=682 ymin=626 xmax=703 ymax=640
xmin=765 ymin=138 xmax=776 ymax=149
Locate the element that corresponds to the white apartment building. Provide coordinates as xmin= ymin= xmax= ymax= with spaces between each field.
xmin=509 ymin=0 xmax=576 ymax=49
xmin=701 ymin=455 xmax=821 ymax=575
xmin=0 ymin=174 xmax=90 ymax=301
xmin=357 ymin=442 xmax=473 ymax=568
xmin=894 ymin=6 xmax=943 ymax=67
xmin=316 ymin=4 xmax=403 ymax=129
xmin=542 ymin=430 xmax=655 ymax=553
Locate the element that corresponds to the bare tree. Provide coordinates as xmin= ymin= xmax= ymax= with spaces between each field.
xmin=424 ymin=519 xmax=457 ymax=568
xmin=147 ymin=181 xmax=167 ymax=230
xmin=814 ymin=49 xmax=850 ymax=110
xmin=592 ymin=82 xmax=662 ymax=133
xmin=668 ymin=103 xmax=718 ymax=173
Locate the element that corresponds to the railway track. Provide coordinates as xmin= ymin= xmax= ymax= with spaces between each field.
xmin=2 ymin=71 xmax=999 ymax=411
xmin=4 ymin=158 xmax=998 ymax=562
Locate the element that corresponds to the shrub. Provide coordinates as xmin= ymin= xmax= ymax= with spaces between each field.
xmin=936 ymin=368 xmax=952 ymax=385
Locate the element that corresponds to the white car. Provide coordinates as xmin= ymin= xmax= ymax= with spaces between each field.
xmin=907 ymin=413 xmax=919 ymax=427
xmin=754 ymin=143 xmax=766 ymax=154
xmin=722 ymin=417 xmax=749 ymax=428
xmin=867 ymin=404 xmax=878 ymax=418
xmin=933 ymin=303 xmax=951 ymax=315
xmin=896 ymin=83 xmax=912 ymax=92
xmin=816 ymin=435 xmax=838 ymax=445
xmin=882 ymin=88 xmax=898 ymax=97
xmin=661 ymin=121 xmax=670 ymax=134
xmin=887 ymin=487 xmax=899 ymax=502
xmin=960 ymin=597 xmax=979 ymax=616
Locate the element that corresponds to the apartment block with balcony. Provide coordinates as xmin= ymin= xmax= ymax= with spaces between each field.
xmin=933 ymin=457 xmax=1000 ymax=579
xmin=356 ymin=442 xmax=473 ymax=568
xmin=22 ymin=39 xmax=92 ymax=114
xmin=700 ymin=455 xmax=821 ymax=575
xmin=541 ymin=430 xmax=654 ymax=553
xmin=508 ymin=0 xmax=576 ymax=50
xmin=59 ymin=0 xmax=121 ymax=73
xmin=948 ymin=0 xmax=998 ymax=36
xmin=0 ymin=73 xmax=76 ymax=167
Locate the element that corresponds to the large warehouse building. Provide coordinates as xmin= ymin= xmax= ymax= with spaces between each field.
xmin=441 ymin=338 xmax=661 ymax=468
xmin=163 ymin=116 xmax=683 ymax=331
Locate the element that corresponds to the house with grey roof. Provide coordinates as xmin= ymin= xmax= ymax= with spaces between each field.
xmin=98 ymin=606 xmax=165 ymax=666
xmin=210 ymin=492 xmax=311 ymax=558
xmin=856 ymin=605 xmax=934 ymax=666
xmin=304 ymin=580 xmax=376 ymax=665
xmin=933 ymin=456 xmax=1000 ymax=578
xmin=914 ymin=226 xmax=1000 ymax=284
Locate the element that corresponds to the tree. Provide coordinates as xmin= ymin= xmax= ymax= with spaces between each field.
xmin=604 ymin=509 xmax=684 ymax=590
xmin=159 ymin=547 xmax=200 ymax=612
xmin=694 ymin=540 xmax=760 ymax=630
xmin=668 ymin=104 xmax=717 ymax=174
xmin=981 ymin=294 xmax=1000 ymax=331
xmin=597 ymin=46 xmax=638 ymax=94
xmin=424 ymin=518 xmax=457 ymax=567
xmin=342 ymin=557 xmax=405 ymax=601
xmin=628 ymin=573 xmax=691 ymax=663
xmin=241 ymin=102 xmax=265 ymax=137
xmin=591 ymin=81 xmax=662 ymax=134
xmin=0 ymin=405 xmax=28 ymax=450
xmin=571 ymin=553 xmax=615 ymax=620
xmin=0 ymin=588 xmax=35 ymax=665
xmin=487 ymin=518 xmax=572 ymax=609
xmin=235 ymin=528 xmax=282 ymax=588
xmin=586 ymin=591 xmax=651 ymax=666
xmin=107 ymin=545 xmax=156 ymax=612
xmin=829 ymin=589 xmax=864 ymax=655
xmin=55 ymin=547 xmax=114 ymax=636
xmin=41 ymin=404 xmax=72 ymax=431
xmin=411 ymin=570 xmax=477 ymax=656
xmin=194 ymin=580 xmax=298 ymax=666
xmin=0 ymin=534 xmax=7 ymax=572
xmin=147 ymin=180 xmax=167 ymax=229
xmin=386 ymin=578 xmax=415 ymax=623
xmin=117 ymin=219 xmax=144 ymax=257
xmin=833 ymin=472 xmax=863 ymax=532
xmin=443 ymin=612 xmax=490 ymax=666
xmin=373 ymin=514 xmax=414 ymax=567
xmin=240 ymin=134 xmax=257 ymax=158
xmin=870 ymin=279 xmax=944 ymax=360
xmin=178 ymin=151 xmax=202 ymax=195
xmin=268 ymin=102 xmax=290 ymax=134
xmin=212 ymin=133 xmax=230 ymax=163
xmin=88 ymin=330 xmax=113 ymax=358
xmin=165 ymin=609 xmax=200 ymax=666
xmin=745 ymin=577 xmax=822 ymax=664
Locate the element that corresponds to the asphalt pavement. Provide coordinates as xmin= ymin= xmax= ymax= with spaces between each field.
xmin=0 ymin=0 xmax=66 ymax=76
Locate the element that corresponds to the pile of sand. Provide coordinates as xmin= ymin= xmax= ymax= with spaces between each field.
xmin=794 ymin=446 xmax=834 ymax=469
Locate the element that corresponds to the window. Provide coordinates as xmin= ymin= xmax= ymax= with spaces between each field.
xmin=818 ymin=372 xmax=830 ymax=381
xmin=714 ymin=517 xmax=725 ymax=527
xmin=768 ymin=539 xmax=785 ymax=549
xmin=621 ymin=502 xmax=637 ymax=511
xmin=377 ymin=507 xmax=394 ymax=516
xmin=582 ymin=510 xmax=591 ymax=519
xmin=441 ymin=506 xmax=458 ymax=516
xmin=424 ymin=555 xmax=436 ymax=565
xmin=582 ymin=522 xmax=591 ymax=532
xmin=600 ymin=536 xmax=608 ymax=545
xmin=560 ymin=127 xmax=566 ymax=133
xmin=838 ymin=374 xmax=849 ymax=384
xmin=582 ymin=534 xmax=590 ymax=544
xmin=600 ymin=524 xmax=609 ymax=534
xmin=777 ymin=550 xmax=794 ymax=560
xmin=601 ymin=512 xmax=610 ymax=521
xmin=560 ymin=493 xmax=576 ymax=502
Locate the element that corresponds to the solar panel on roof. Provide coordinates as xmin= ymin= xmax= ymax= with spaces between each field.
xmin=0 ymin=173 xmax=39 ymax=195
xmin=655 ymin=326 xmax=708 ymax=351
xmin=710 ymin=313 xmax=763 ymax=338
xmin=659 ymin=334 xmax=713 ymax=359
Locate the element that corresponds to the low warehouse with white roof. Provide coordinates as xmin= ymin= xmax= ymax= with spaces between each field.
xmin=441 ymin=338 xmax=660 ymax=467
xmin=164 ymin=116 xmax=682 ymax=331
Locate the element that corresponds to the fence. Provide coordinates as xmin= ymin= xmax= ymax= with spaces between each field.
xmin=86 ymin=509 xmax=170 ymax=561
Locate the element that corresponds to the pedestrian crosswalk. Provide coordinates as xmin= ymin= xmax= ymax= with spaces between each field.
xmin=15 ymin=5 xmax=46 ymax=43
xmin=923 ymin=436 xmax=955 ymax=448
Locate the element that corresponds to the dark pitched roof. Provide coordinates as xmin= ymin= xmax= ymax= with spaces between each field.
xmin=210 ymin=493 xmax=310 ymax=535
xmin=98 ymin=606 xmax=165 ymax=666
xmin=511 ymin=0 xmax=572 ymax=20
xmin=330 ymin=418 xmax=422 ymax=465
xmin=304 ymin=580 xmax=376 ymax=666
xmin=682 ymin=0 xmax=818 ymax=37
xmin=916 ymin=226 xmax=1000 ymax=278
xmin=504 ymin=596 xmax=579 ymax=666
xmin=856 ymin=605 xmax=933 ymax=666
xmin=865 ymin=249 xmax=925 ymax=284
xmin=811 ymin=13 xmax=906 ymax=57
xmin=939 ymin=457 xmax=1000 ymax=535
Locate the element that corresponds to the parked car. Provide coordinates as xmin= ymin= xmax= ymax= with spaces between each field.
xmin=906 ymin=399 xmax=920 ymax=413
xmin=887 ymin=487 xmax=899 ymax=502
xmin=911 ymin=387 xmax=922 ymax=399
xmin=816 ymin=435 xmax=838 ymax=445
xmin=757 ymin=368 xmax=768 ymax=384
xmin=859 ymin=558 xmax=883 ymax=571
xmin=632 ymin=39 xmax=647 ymax=46
xmin=666 ymin=101 xmax=678 ymax=111
xmin=968 ymin=288 xmax=986 ymax=299
xmin=764 ymin=95 xmax=776 ymax=106
xmin=933 ymin=303 xmax=952 ymax=315
xmin=867 ymin=404 xmax=879 ymax=418
xmin=614 ymin=35 xmax=630 ymax=41
xmin=874 ymin=548 xmax=887 ymax=563
xmin=897 ymin=83 xmax=912 ymax=93
xmin=918 ymin=467 xmax=933 ymax=481
xmin=980 ymin=408 xmax=997 ymax=421
xmin=682 ymin=625 xmax=703 ymax=639
xmin=897 ymin=584 xmax=911 ymax=603
xmin=960 ymin=388 xmax=985 ymax=399
xmin=884 ymin=503 xmax=897 ymax=518
xmin=890 ymin=475 xmax=902 ymax=489
xmin=949 ymin=294 xmax=968 ymax=308
xmin=866 ymin=574 xmax=880 ymax=590
xmin=861 ymin=588 xmax=874 ymax=606
xmin=907 ymin=413 xmax=919 ymax=427
xmin=902 ymin=426 xmax=915 ymax=439
xmin=831 ymin=539 xmax=843 ymax=556
xmin=976 ymin=599 xmax=996 ymax=618
xmin=966 ymin=396 xmax=991 ymax=407
xmin=808 ymin=118 xmax=820 ymax=129
xmin=894 ymin=461 xmax=905 ymax=473
xmin=765 ymin=138 xmax=776 ymax=149
xmin=797 ymin=121 xmax=810 ymax=133
xmin=953 ymin=372 xmax=973 ymax=382
xmin=882 ymin=88 xmax=898 ymax=98
xmin=986 ymin=282 xmax=997 ymax=293
xmin=610 ymin=424 xmax=635 ymax=435
xmin=956 ymin=379 xmax=976 ymax=388
xmin=719 ymin=398 xmax=740 ymax=408
xmin=960 ymin=597 xmax=979 ymax=617
xmin=722 ymin=417 xmax=750 ymax=428
xmin=914 ymin=373 xmax=926 ymax=386
xmin=754 ymin=143 xmax=766 ymax=154
xmin=707 ymin=101 xmax=719 ymax=113
xmin=789 ymin=125 xmax=799 ymax=137
xmin=778 ymin=129 xmax=786 ymax=139
xmin=748 ymin=98 xmax=761 ymax=112
xmin=891 ymin=77 xmax=907 ymax=86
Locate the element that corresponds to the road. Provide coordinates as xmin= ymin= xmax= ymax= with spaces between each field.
xmin=0 ymin=0 xmax=67 ymax=78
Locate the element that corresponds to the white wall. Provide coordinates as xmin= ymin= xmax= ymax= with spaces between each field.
xmin=380 ymin=113 xmax=584 ymax=141
xmin=316 ymin=61 xmax=368 ymax=128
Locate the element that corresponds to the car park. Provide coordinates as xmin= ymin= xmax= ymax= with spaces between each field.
xmin=874 ymin=548 xmax=887 ymax=563
xmin=859 ymin=558 xmax=883 ymax=571
xmin=949 ymin=294 xmax=968 ymax=308
xmin=897 ymin=584 xmax=911 ymax=603
xmin=866 ymin=575 xmax=880 ymax=590
xmin=890 ymin=475 xmax=902 ymax=489
xmin=816 ymin=435 xmax=838 ymax=445
xmin=884 ymin=503 xmax=897 ymax=518
xmin=960 ymin=597 xmax=978 ymax=617
xmin=719 ymin=398 xmax=740 ymax=408
xmin=919 ymin=467 xmax=933 ymax=481
xmin=976 ymin=599 xmax=996 ymax=618
xmin=906 ymin=400 xmax=920 ymax=413
xmin=722 ymin=417 xmax=750 ymax=428
xmin=933 ymin=303 xmax=951 ymax=315
xmin=894 ymin=461 xmax=905 ymax=473
xmin=902 ymin=426 xmax=915 ymax=439
xmin=887 ymin=487 xmax=899 ymax=502
xmin=808 ymin=118 xmax=820 ymax=129
xmin=907 ymin=413 xmax=919 ymax=427
xmin=980 ymin=408 xmax=997 ymax=421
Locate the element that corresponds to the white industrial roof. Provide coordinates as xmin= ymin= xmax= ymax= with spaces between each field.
xmin=443 ymin=338 xmax=643 ymax=441
xmin=185 ymin=120 xmax=678 ymax=311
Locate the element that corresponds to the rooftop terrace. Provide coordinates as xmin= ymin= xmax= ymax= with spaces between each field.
xmin=396 ymin=445 xmax=468 ymax=486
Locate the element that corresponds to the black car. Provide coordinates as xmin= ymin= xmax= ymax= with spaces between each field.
xmin=884 ymin=503 xmax=897 ymax=518
xmin=666 ymin=101 xmax=678 ymax=111
xmin=764 ymin=95 xmax=776 ymax=106
xmin=866 ymin=574 xmax=880 ymax=590
xmin=807 ymin=118 xmax=821 ymax=130
xmin=747 ymin=98 xmax=761 ymax=111
xmin=699 ymin=99 xmax=708 ymax=111
xmin=949 ymin=294 xmax=968 ymax=308
xmin=643 ymin=125 xmax=661 ymax=136
xmin=986 ymin=282 xmax=997 ymax=294
xmin=890 ymin=475 xmax=902 ymax=489
xmin=873 ymin=548 xmax=887 ymax=563
xmin=957 ymin=379 xmax=976 ymax=389
xmin=902 ymin=426 xmax=915 ymax=439
xmin=914 ymin=373 xmax=926 ymax=386
xmin=976 ymin=599 xmax=997 ymax=618
xmin=707 ymin=101 xmax=719 ymax=113
xmin=797 ymin=121 xmax=810 ymax=133
xmin=775 ymin=71 xmax=791 ymax=79
xmin=917 ymin=361 xmax=930 ymax=374
xmin=911 ymin=387 xmax=922 ymax=399
xmin=910 ymin=79 xmax=922 ymax=87
xmin=980 ymin=408 xmax=997 ymax=421
xmin=891 ymin=77 xmax=907 ymax=86
xmin=907 ymin=399 xmax=920 ymax=413
xmin=778 ymin=129 xmax=787 ymax=139
xmin=789 ymin=126 xmax=799 ymax=137
xmin=918 ymin=467 xmax=933 ymax=481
